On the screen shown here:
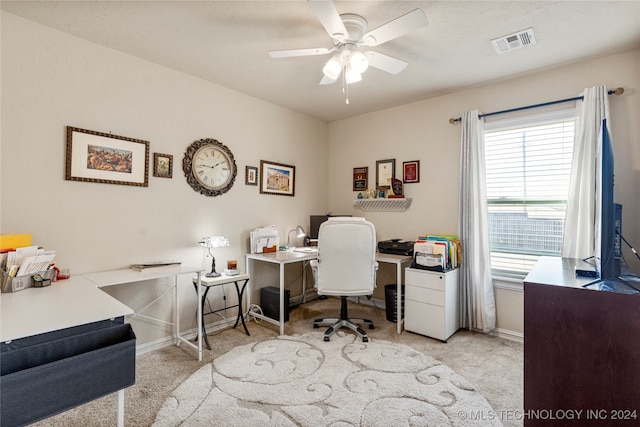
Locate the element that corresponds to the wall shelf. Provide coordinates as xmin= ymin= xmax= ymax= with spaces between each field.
xmin=353 ymin=198 xmax=412 ymax=212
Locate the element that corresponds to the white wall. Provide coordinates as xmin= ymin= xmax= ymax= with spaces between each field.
xmin=3 ymin=10 xmax=639 ymax=343
xmin=327 ymin=49 xmax=640 ymax=337
xmin=1 ymin=12 xmax=328 ymax=346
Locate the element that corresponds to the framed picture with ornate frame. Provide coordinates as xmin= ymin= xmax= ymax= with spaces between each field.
xmin=403 ymin=160 xmax=420 ymax=183
xmin=153 ymin=153 xmax=173 ymax=178
xmin=65 ymin=126 xmax=149 ymax=187
xmin=260 ymin=160 xmax=295 ymax=197
xmin=245 ymin=166 xmax=258 ymax=186
xmin=376 ymin=159 xmax=395 ymax=189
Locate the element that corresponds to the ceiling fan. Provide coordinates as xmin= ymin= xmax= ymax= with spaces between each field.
xmin=269 ymin=0 xmax=428 ymax=99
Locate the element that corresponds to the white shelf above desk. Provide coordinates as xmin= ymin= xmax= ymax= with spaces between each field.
xmin=353 ymin=198 xmax=412 ymax=212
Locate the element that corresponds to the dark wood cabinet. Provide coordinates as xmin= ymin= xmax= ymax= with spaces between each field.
xmin=524 ymin=257 xmax=640 ymax=426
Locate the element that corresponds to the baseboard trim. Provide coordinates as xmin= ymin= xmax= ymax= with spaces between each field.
xmin=134 ymin=317 xmax=240 ymax=356
xmin=490 ymin=327 xmax=523 ymax=343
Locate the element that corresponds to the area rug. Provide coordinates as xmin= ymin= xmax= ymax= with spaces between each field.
xmin=152 ymin=331 xmax=502 ymax=426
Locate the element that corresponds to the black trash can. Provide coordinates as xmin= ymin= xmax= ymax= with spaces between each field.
xmin=384 ymin=284 xmax=405 ymax=322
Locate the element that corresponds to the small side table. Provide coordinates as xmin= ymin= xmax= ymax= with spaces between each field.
xmin=192 ymin=273 xmax=250 ymax=350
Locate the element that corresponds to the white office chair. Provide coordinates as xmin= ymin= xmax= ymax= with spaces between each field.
xmin=310 ymin=217 xmax=378 ymax=342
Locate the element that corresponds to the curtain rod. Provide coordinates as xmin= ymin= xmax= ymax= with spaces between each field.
xmin=448 ymin=87 xmax=624 ymax=124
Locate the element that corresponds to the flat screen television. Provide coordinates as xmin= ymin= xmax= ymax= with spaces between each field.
xmin=597 ymin=119 xmax=621 ymax=278
xmin=587 ymin=119 xmax=639 ymax=293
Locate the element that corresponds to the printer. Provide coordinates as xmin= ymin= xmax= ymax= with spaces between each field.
xmin=377 ymin=239 xmax=415 ymax=256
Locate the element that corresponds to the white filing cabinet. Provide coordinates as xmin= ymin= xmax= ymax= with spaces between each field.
xmin=404 ymin=267 xmax=459 ymax=342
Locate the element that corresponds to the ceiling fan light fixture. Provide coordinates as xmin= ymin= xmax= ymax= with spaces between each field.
xmin=323 ymin=54 xmax=343 ymax=80
xmin=345 ymin=65 xmax=362 ymax=84
xmin=349 ymin=50 xmax=369 ymax=74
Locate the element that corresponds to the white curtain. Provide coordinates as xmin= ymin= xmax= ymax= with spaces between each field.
xmin=458 ymin=110 xmax=496 ymax=332
xmin=562 ymin=85 xmax=610 ymax=259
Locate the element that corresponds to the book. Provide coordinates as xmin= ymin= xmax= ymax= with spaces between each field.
xmin=131 ymin=261 xmax=181 ymax=271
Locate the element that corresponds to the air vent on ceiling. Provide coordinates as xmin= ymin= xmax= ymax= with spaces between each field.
xmin=491 ymin=28 xmax=536 ymax=54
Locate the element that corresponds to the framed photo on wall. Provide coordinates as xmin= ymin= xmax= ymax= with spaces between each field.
xmin=403 ymin=160 xmax=420 ymax=183
xmin=376 ymin=159 xmax=395 ymax=188
xmin=353 ymin=167 xmax=368 ymax=191
xmin=245 ymin=165 xmax=258 ymax=185
xmin=65 ymin=126 xmax=149 ymax=187
xmin=153 ymin=153 xmax=173 ymax=178
xmin=260 ymin=160 xmax=295 ymax=196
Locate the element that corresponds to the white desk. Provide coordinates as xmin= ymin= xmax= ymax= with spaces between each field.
xmin=1 ymin=276 xmax=133 ymax=341
xmin=191 ymin=273 xmax=250 ymax=350
xmin=0 ymin=276 xmax=134 ymax=427
xmin=374 ymin=253 xmax=413 ymax=333
xmin=245 ymin=250 xmax=412 ymax=335
xmin=83 ymin=266 xmax=205 ymax=361
xmin=246 ymin=250 xmax=317 ymax=335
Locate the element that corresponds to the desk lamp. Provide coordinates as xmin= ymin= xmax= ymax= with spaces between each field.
xmin=198 ymin=236 xmax=230 ymax=277
xmin=287 ymin=225 xmax=306 ymax=248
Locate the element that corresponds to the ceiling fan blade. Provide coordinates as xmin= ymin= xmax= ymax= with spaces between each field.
xmin=307 ymin=0 xmax=349 ymax=41
xmin=361 ymin=9 xmax=428 ymax=47
xmin=269 ymin=47 xmax=333 ymax=58
xmin=365 ymin=51 xmax=408 ymax=75
xmin=319 ymin=74 xmax=338 ymax=85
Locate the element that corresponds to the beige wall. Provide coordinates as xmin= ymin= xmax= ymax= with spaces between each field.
xmin=327 ymin=49 xmax=640 ymax=337
xmin=1 ymin=12 xmax=329 ymax=347
xmin=3 ymin=10 xmax=639 ymax=344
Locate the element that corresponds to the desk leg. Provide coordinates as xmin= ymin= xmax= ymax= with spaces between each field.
xmin=196 ymin=272 xmax=203 ymax=361
xmin=117 ymin=389 xmax=124 ymax=427
xmin=246 ymin=257 xmax=252 ymax=320
xmin=396 ymin=263 xmax=403 ymax=334
xmin=279 ymin=263 xmax=285 ymax=336
xmin=301 ymin=260 xmax=308 ymax=304
xmin=175 ymin=275 xmax=180 ymax=346
xmin=233 ymin=279 xmax=250 ymax=335
xmin=192 ymin=284 xmax=213 ymax=351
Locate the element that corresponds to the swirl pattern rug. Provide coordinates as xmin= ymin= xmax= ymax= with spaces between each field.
xmin=153 ymin=331 xmax=502 ymax=426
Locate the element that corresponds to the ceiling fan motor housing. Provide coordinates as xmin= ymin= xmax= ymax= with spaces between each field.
xmin=338 ymin=13 xmax=368 ymax=43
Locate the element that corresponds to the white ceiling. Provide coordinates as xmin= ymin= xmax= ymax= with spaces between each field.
xmin=3 ymin=1 xmax=639 ymax=122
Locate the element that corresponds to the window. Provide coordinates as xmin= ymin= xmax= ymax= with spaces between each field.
xmin=484 ymin=110 xmax=575 ymax=277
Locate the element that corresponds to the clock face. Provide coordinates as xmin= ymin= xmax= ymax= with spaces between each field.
xmin=183 ymin=138 xmax=237 ymax=196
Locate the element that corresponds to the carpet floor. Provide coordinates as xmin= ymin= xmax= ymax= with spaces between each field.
xmin=31 ymin=297 xmax=523 ymax=426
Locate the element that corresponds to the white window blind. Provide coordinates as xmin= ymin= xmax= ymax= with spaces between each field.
xmin=484 ymin=110 xmax=575 ymax=277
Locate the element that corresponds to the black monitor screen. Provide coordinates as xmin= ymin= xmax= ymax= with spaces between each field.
xmin=308 ymin=214 xmax=351 ymax=240
xmin=309 ymin=215 xmax=329 ymax=240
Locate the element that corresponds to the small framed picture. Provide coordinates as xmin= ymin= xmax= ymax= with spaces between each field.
xmin=353 ymin=167 xmax=368 ymax=191
xmin=153 ymin=153 xmax=173 ymax=178
xmin=376 ymin=159 xmax=395 ymax=188
xmin=260 ymin=160 xmax=295 ymax=197
xmin=245 ymin=165 xmax=258 ymax=186
xmin=403 ymin=160 xmax=420 ymax=183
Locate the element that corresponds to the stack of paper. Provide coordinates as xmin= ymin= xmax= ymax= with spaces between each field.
xmin=414 ymin=235 xmax=461 ymax=271
xmin=250 ymin=225 xmax=280 ymax=253
xmin=1 ymin=245 xmax=56 ymax=278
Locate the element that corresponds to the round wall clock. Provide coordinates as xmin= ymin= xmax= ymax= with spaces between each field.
xmin=182 ymin=138 xmax=237 ymax=197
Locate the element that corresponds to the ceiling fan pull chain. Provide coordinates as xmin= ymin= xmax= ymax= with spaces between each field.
xmin=342 ymin=63 xmax=350 ymax=104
